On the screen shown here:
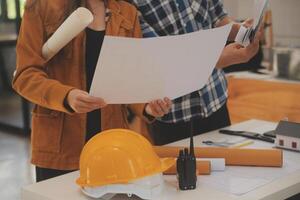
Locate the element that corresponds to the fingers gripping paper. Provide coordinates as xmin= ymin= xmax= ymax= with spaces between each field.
xmin=90 ymin=24 xmax=232 ymax=104
xmin=42 ymin=7 xmax=93 ymax=60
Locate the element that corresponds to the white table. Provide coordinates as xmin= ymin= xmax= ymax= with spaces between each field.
xmin=22 ymin=120 xmax=300 ymax=200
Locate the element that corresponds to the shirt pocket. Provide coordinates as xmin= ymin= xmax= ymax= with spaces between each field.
xmin=190 ymin=0 xmax=212 ymax=29
xmin=31 ymin=106 xmax=64 ymax=153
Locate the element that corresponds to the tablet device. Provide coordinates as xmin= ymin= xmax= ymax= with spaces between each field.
xmin=249 ymin=0 xmax=269 ymax=43
xmin=234 ymin=0 xmax=269 ymax=46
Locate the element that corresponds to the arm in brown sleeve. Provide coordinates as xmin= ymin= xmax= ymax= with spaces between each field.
xmin=12 ymin=2 xmax=75 ymax=113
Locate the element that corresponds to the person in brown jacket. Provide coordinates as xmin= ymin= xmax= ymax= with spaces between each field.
xmin=12 ymin=0 xmax=172 ymax=182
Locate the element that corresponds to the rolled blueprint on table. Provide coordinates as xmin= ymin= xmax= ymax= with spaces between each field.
xmin=90 ymin=24 xmax=232 ymax=104
xmin=154 ymin=146 xmax=283 ymax=167
xmin=42 ymin=7 xmax=93 ymax=60
xmin=163 ymin=158 xmax=225 ymax=175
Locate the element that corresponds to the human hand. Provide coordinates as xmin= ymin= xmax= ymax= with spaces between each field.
xmin=67 ymin=89 xmax=107 ymax=113
xmin=216 ymin=28 xmax=261 ymax=69
xmin=145 ymin=98 xmax=172 ymax=117
xmin=228 ymin=18 xmax=254 ymax=41
xmin=242 ymin=18 xmax=254 ymax=28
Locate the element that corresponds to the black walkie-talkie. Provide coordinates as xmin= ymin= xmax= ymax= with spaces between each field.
xmin=177 ymin=121 xmax=197 ymax=190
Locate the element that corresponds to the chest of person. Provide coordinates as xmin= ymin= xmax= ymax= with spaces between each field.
xmin=133 ymin=0 xmax=213 ymax=35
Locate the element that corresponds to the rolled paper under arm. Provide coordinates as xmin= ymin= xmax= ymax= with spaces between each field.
xmin=154 ymin=146 xmax=283 ymax=167
xmin=42 ymin=7 xmax=93 ymax=60
xmin=163 ymin=159 xmax=211 ymax=175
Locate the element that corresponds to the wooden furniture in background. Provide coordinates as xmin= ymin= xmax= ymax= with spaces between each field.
xmin=263 ymin=10 xmax=274 ymax=48
xmin=227 ymin=76 xmax=300 ymax=124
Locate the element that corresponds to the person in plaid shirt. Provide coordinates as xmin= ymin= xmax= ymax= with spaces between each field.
xmin=129 ymin=0 xmax=260 ymax=145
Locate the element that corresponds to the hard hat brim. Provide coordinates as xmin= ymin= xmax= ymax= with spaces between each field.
xmin=76 ymin=157 xmax=175 ymax=187
xmin=160 ymin=157 xmax=176 ymax=172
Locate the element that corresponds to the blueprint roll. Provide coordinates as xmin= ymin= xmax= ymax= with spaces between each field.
xmin=42 ymin=7 xmax=93 ymax=60
xmin=198 ymin=158 xmax=225 ymax=171
xmin=154 ymin=146 xmax=283 ymax=167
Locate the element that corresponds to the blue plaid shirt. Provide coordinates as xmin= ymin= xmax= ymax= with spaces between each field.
xmin=130 ymin=0 xmax=229 ymax=123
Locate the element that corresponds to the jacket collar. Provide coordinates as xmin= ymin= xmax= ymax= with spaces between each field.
xmin=107 ymin=0 xmax=121 ymax=14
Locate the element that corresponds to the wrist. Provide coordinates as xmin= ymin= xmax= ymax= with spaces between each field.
xmin=64 ymin=90 xmax=75 ymax=113
xmin=143 ymin=104 xmax=155 ymax=122
xmin=63 ymin=97 xmax=75 ymax=113
xmin=216 ymin=52 xmax=230 ymax=69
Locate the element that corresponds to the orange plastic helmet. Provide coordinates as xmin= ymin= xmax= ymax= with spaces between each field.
xmin=76 ymin=129 xmax=175 ymax=187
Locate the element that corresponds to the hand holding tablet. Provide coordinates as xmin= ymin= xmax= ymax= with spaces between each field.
xmin=235 ymin=0 xmax=269 ymax=47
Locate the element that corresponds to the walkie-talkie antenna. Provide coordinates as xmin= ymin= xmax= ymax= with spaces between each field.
xmin=190 ymin=121 xmax=195 ymax=156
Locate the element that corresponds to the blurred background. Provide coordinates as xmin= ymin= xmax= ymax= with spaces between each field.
xmin=0 ymin=1 xmax=34 ymax=200
xmin=0 ymin=0 xmax=300 ymax=199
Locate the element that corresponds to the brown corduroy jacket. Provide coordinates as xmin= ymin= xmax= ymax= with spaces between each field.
xmin=12 ymin=0 xmax=147 ymax=170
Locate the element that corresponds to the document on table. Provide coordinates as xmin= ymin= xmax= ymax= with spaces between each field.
xmin=90 ymin=24 xmax=232 ymax=104
xmin=167 ymin=120 xmax=300 ymax=196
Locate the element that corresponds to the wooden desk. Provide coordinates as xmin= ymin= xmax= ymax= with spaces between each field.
xmin=227 ymin=72 xmax=300 ymax=124
xmin=22 ymin=120 xmax=300 ymax=200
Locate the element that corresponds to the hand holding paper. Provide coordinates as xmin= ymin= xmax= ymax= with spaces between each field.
xmin=67 ymin=89 xmax=107 ymax=113
xmin=146 ymin=98 xmax=172 ymax=117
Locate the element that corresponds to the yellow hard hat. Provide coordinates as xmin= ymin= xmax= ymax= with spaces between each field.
xmin=76 ymin=129 xmax=175 ymax=187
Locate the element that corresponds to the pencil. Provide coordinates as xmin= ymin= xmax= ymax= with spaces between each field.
xmin=231 ymin=140 xmax=254 ymax=148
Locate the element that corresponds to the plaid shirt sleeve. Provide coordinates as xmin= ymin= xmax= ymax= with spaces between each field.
xmin=126 ymin=0 xmax=229 ymax=123
xmin=137 ymin=11 xmax=159 ymax=37
xmin=208 ymin=0 xmax=228 ymax=27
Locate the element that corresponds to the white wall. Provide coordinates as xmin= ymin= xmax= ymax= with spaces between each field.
xmin=223 ymin=0 xmax=300 ymax=47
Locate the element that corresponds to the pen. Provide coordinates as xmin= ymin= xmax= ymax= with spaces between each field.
xmin=219 ymin=130 xmax=275 ymax=143
xmin=231 ymin=140 xmax=254 ymax=148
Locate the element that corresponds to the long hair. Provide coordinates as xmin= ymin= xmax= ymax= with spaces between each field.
xmin=25 ymin=0 xmax=84 ymax=12
xmin=71 ymin=0 xmax=109 ymax=9
xmin=67 ymin=0 xmax=108 ymax=17
xmin=25 ymin=0 xmax=85 ymax=22
xmin=65 ymin=0 xmax=82 ymax=18
xmin=73 ymin=0 xmax=82 ymax=8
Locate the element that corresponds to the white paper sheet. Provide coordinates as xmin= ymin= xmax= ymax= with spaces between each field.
xmin=168 ymin=120 xmax=300 ymax=196
xmin=90 ymin=24 xmax=232 ymax=104
xmin=198 ymin=151 xmax=300 ymax=196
